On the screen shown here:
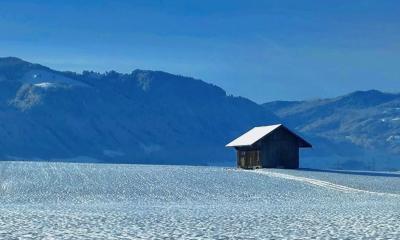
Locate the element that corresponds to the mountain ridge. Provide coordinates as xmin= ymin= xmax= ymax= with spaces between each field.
xmin=0 ymin=57 xmax=399 ymax=170
xmin=264 ymin=90 xmax=400 ymax=170
xmin=0 ymin=57 xmax=279 ymax=166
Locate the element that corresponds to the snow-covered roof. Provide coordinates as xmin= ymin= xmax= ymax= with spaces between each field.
xmin=226 ymin=124 xmax=282 ymax=147
xmin=226 ymin=124 xmax=311 ymax=148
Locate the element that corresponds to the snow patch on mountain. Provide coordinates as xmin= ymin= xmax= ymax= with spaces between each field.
xmin=22 ymin=70 xmax=88 ymax=87
xmin=387 ymin=135 xmax=400 ymax=142
xmin=33 ymin=82 xmax=58 ymax=89
xmin=139 ymin=143 xmax=162 ymax=154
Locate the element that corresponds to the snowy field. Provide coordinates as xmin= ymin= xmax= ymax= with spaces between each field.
xmin=0 ymin=162 xmax=399 ymax=239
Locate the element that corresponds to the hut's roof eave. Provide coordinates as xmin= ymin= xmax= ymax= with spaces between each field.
xmin=226 ymin=124 xmax=312 ymax=148
xmin=226 ymin=124 xmax=282 ymax=147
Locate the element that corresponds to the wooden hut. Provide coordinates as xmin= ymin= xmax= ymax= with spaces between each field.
xmin=226 ymin=124 xmax=311 ymax=169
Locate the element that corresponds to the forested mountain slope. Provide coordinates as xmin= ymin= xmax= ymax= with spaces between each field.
xmin=0 ymin=57 xmax=278 ymax=165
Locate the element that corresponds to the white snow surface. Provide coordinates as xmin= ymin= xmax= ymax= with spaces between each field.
xmin=33 ymin=82 xmax=58 ymax=89
xmin=22 ymin=70 xmax=88 ymax=87
xmin=387 ymin=135 xmax=400 ymax=142
xmin=226 ymin=124 xmax=281 ymax=147
xmin=0 ymin=161 xmax=399 ymax=239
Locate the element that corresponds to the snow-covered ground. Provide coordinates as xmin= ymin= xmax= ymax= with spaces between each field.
xmin=0 ymin=161 xmax=399 ymax=239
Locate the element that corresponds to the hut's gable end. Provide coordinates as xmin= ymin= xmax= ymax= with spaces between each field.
xmin=258 ymin=127 xmax=300 ymax=168
xmin=256 ymin=125 xmax=311 ymax=148
xmin=259 ymin=126 xmax=302 ymax=145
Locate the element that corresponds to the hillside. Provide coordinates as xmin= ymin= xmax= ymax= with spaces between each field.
xmin=264 ymin=90 xmax=400 ymax=170
xmin=1 ymin=57 xmax=399 ymax=170
xmin=0 ymin=57 xmax=279 ymax=165
xmin=1 ymin=161 xmax=399 ymax=239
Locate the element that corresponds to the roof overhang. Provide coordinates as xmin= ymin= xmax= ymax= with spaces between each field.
xmin=226 ymin=124 xmax=281 ymax=147
xmin=226 ymin=124 xmax=312 ymax=148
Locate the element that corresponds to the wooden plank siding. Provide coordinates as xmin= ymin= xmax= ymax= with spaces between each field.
xmin=258 ymin=127 xmax=300 ymax=169
xmin=228 ymin=124 xmax=311 ymax=169
xmin=235 ymin=126 xmax=301 ymax=169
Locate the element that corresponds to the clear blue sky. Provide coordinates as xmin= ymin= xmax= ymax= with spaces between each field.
xmin=1 ymin=0 xmax=399 ymax=103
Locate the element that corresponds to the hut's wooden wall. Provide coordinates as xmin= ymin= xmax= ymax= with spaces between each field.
xmin=257 ymin=127 xmax=299 ymax=169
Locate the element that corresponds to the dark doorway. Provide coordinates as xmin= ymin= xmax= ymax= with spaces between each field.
xmin=238 ymin=150 xmax=261 ymax=169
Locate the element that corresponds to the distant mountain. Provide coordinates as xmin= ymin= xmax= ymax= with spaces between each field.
xmin=263 ymin=90 xmax=400 ymax=170
xmin=0 ymin=57 xmax=279 ymax=165
xmin=1 ymin=57 xmax=399 ymax=170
